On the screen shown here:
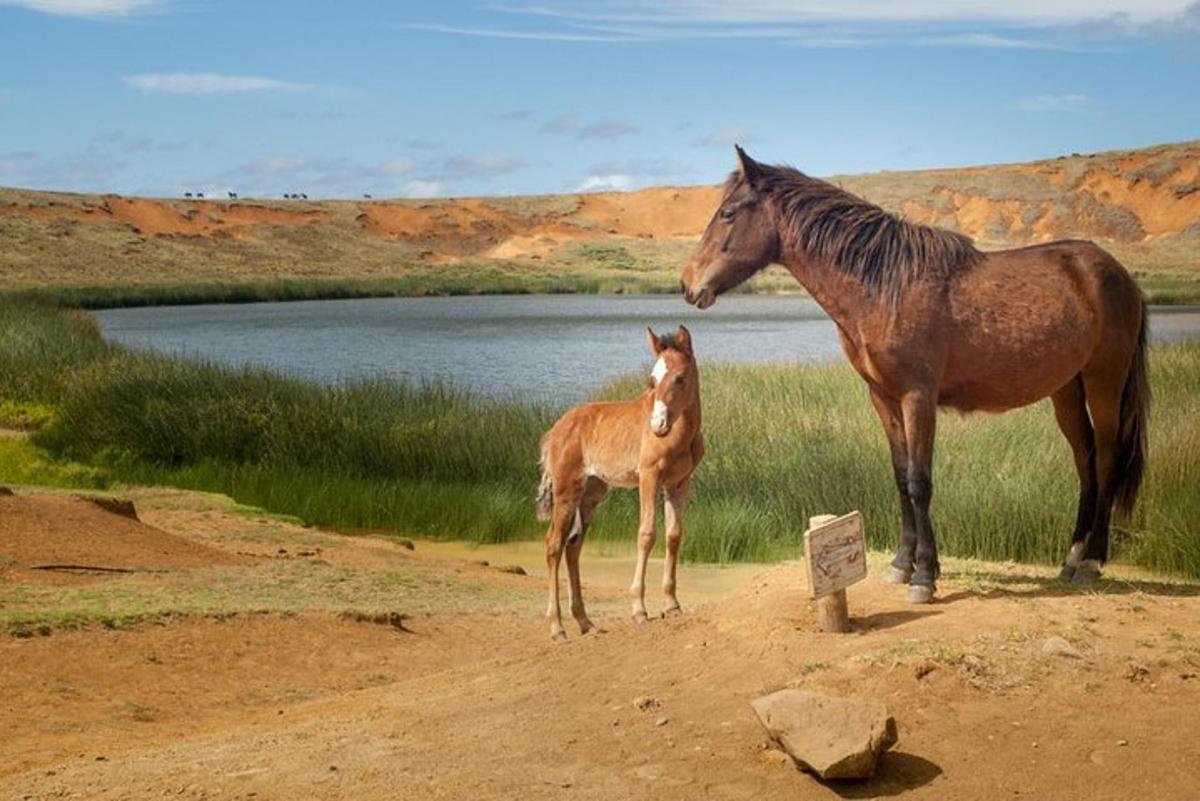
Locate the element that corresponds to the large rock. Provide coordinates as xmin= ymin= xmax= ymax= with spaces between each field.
xmin=751 ymin=689 xmax=897 ymax=779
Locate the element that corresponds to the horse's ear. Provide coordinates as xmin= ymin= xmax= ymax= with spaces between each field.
xmin=735 ymin=144 xmax=761 ymax=184
xmin=646 ymin=327 xmax=662 ymax=355
xmin=675 ymin=325 xmax=693 ymax=354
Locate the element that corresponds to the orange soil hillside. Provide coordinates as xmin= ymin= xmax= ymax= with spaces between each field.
xmin=1 ymin=140 xmax=1196 ymax=296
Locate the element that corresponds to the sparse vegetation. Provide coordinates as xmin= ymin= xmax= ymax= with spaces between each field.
xmin=2 ymin=300 xmax=1198 ymax=576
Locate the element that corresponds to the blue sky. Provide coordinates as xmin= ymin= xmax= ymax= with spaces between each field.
xmin=1 ymin=0 xmax=1198 ymax=199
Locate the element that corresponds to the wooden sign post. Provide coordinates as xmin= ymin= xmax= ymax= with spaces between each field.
xmin=804 ymin=512 xmax=867 ymax=633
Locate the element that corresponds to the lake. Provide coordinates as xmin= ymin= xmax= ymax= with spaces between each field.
xmin=95 ymin=296 xmax=1200 ymax=404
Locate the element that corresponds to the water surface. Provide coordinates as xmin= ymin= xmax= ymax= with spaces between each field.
xmin=96 ymin=296 xmax=1200 ymax=405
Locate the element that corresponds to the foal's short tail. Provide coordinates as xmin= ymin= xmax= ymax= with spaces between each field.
xmin=535 ymin=445 xmax=553 ymax=522
xmin=1113 ymin=303 xmax=1150 ymax=517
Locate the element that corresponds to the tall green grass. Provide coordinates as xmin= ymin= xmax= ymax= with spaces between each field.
xmin=2 ymin=299 xmax=1198 ymax=575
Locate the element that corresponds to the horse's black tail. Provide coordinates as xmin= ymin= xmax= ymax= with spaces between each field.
xmin=1113 ymin=302 xmax=1150 ymax=517
xmin=535 ymin=444 xmax=553 ymax=522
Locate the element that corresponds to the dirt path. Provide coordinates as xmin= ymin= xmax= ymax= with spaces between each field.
xmin=2 ymin=488 xmax=1199 ymax=800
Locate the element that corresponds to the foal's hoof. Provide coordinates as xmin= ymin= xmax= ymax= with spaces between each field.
xmin=632 ymin=611 xmax=650 ymax=625
xmin=662 ymin=604 xmax=683 ymax=618
xmin=1057 ymin=563 xmax=1077 ymax=582
xmin=1071 ymin=560 xmax=1102 ymax=585
xmin=905 ymin=584 xmax=936 ymax=604
xmin=551 ymin=630 xmax=568 ymax=643
xmin=883 ymin=565 xmax=913 ymax=585
xmin=578 ymin=619 xmax=596 ymax=635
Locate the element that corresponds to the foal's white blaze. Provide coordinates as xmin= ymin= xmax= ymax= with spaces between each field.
xmin=650 ymin=399 xmax=669 ymax=434
xmin=650 ymin=356 xmax=668 ymax=385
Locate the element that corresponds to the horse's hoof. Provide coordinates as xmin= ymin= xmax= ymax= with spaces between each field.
xmin=883 ymin=565 xmax=913 ymax=585
xmin=662 ymin=604 xmax=682 ymax=617
xmin=1057 ymin=564 xmax=1077 ymax=582
xmin=906 ymin=584 xmax=936 ymax=604
xmin=551 ymin=630 xmax=568 ymax=642
xmin=578 ymin=619 xmax=595 ymax=635
xmin=632 ymin=611 xmax=649 ymax=624
xmin=1071 ymin=560 xmax=1102 ymax=585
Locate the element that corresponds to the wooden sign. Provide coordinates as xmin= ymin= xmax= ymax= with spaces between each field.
xmin=804 ymin=511 xmax=867 ymax=599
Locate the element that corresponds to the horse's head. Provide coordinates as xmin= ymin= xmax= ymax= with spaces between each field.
xmin=645 ymin=325 xmax=697 ymax=437
xmin=681 ymin=145 xmax=779 ymax=310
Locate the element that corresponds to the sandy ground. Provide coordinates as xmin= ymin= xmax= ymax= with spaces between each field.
xmin=2 ymin=488 xmax=1200 ymax=800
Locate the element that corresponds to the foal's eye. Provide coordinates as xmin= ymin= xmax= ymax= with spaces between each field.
xmin=674 ymin=374 xmax=686 ymax=386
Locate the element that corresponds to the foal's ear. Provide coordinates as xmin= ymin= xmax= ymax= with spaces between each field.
xmin=735 ymin=144 xmax=762 ymax=184
xmin=646 ymin=327 xmax=662 ymax=355
xmin=674 ymin=325 xmax=693 ymax=354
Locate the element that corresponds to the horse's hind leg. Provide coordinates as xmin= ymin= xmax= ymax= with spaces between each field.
xmin=661 ymin=480 xmax=689 ymax=615
xmin=1074 ymin=368 xmax=1125 ymax=583
xmin=546 ymin=481 xmax=582 ymax=641
xmin=869 ymin=387 xmax=916 ymax=584
xmin=1051 ymin=377 xmax=1098 ymax=581
xmin=565 ymin=478 xmax=607 ymax=634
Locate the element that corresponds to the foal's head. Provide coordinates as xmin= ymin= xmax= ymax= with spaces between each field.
xmin=645 ymin=325 xmax=698 ymax=437
xmin=681 ymin=145 xmax=779 ymax=310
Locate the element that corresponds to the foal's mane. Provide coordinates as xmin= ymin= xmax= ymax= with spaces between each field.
xmin=735 ymin=165 xmax=982 ymax=302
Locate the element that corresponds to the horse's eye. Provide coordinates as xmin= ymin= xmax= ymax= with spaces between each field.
xmin=719 ymin=207 xmax=736 ymax=222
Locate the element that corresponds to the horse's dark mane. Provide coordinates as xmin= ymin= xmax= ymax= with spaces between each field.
xmin=656 ymin=332 xmax=682 ymax=350
xmin=733 ymin=165 xmax=982 ymax=302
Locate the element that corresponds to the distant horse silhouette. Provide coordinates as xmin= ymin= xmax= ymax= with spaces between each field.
xmin=228 ymin=191 xmax=238 ymax=199
xmin=184 ymin=192 xmax=193 ymax=198
xmin=536 ymin=327 xmax=705 ymax=640
xmin=196 ymin=192 xmax=205 ymax=199
xmin=681 ymin=147 xmax=1148 ymax=603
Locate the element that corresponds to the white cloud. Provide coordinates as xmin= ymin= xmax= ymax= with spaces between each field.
xmin=0 ymin=0 xmax=165 ymax=16
xmin=575 ymin=174 xmax=635 ymax=192
xmin=578 ymin=119 xmax=638 ymax=140
xmin=1013 ymin=92 xmax=1089 ymax=110
xmin=124 ymin=73 xmax=315 ymax=95
xmin=400 ymin=180 xmax=442 ymax=198
xmin=502 ymin=1 xmax=1193 ymax=25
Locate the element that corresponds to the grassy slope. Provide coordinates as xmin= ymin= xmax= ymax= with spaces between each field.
xmin=2 ymin=300 xmax=1197 ymax=577
xmin=2 ymin=140 xmax=1197 ymax=306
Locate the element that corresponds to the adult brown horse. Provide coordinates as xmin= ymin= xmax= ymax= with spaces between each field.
xmin=681 ymin=147 xmax=1148 ymax=603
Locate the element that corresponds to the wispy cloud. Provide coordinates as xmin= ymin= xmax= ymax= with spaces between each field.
xmin=578 ymin=119 xmax=639 ymax=140
xmin=404 ymin=137 xmax=443 ymax=150
xmin=0 ymin=0 xmax=165 ymax=17
xmin=1012 ymin=92 xmax=1089 ymax=110
xmin=692 ymin=126 xmax=752 ymax=148
xmin=404 ymin=22 xmax=646 ymax=42
xmin=124 ymin=73 xmax=316 ymax=95
xmin=207 ymin=153 xmax=430 ymax=198
xmin=442 ymin=152 xmax=525 ymax=176
xmin=574 ymin=157 xmax=695 ymax=192
xmin=541 ymin=112 xmax=579 ymax=134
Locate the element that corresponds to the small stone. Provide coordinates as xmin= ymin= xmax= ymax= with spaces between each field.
xmin=1042 ymin=636 xmax=1084 ymax=659
xmin=633 ymin=696 xmax=661 ymax=712
xmin=397 ymin=539 xmax=415 ymax=550
xmin=913 ymin=660 xmax=937 ymax=680
xmin=655 ymin=716 xmax=669 ymax=727
xmin=760 ymin=748 xmax=794 ymax=768
xmin=495 ymin=564 xmax=527 ymax=575
xmin=1117 ymin=739 xmax=1129 ymax=747
xmin=751 ymin=690 xmax=897 ymax=780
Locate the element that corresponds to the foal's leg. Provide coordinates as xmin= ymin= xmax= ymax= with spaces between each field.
xmin=1075 ymin=370 xmax=1124 ymax=583
xmin=661 ymin=480 xmax=689 ymax=615
xmin=630 ymin=471 xmax=660 ymax=623
xmin=900 ymin=391 xmax=939 ymax=603
xmin=869 ymin=387 xmax=916 ymax=584
xmin=565 ymin=479 xmax=607 ymax=634
xmin=1050 ymin=377 xmax=1098 ymax=581
xmin=546 ymin=484 xmax=581 ymax=641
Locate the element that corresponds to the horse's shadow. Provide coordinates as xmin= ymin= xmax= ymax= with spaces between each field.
xmin=815 ymin=752 xmax=942 ymax=798
xmin=938 ymin=569 xmax=1200 ymax=602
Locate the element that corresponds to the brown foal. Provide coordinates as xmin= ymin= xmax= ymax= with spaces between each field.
xmin=682 ymin=147 xmax=1148 ymax=603
xmin=536 ymin=326 xmax=705 ymax=641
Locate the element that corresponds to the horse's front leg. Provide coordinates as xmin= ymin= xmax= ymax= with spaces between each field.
xmin=661 ymin=480 xmax=689 ymax=615
xmin=868 ymin=387 xmax=916 ymax=584
xmin=630 ymin=470 xmax=660 ymax=623
xmin=901 ymin=390 xmax=939 ymax=603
